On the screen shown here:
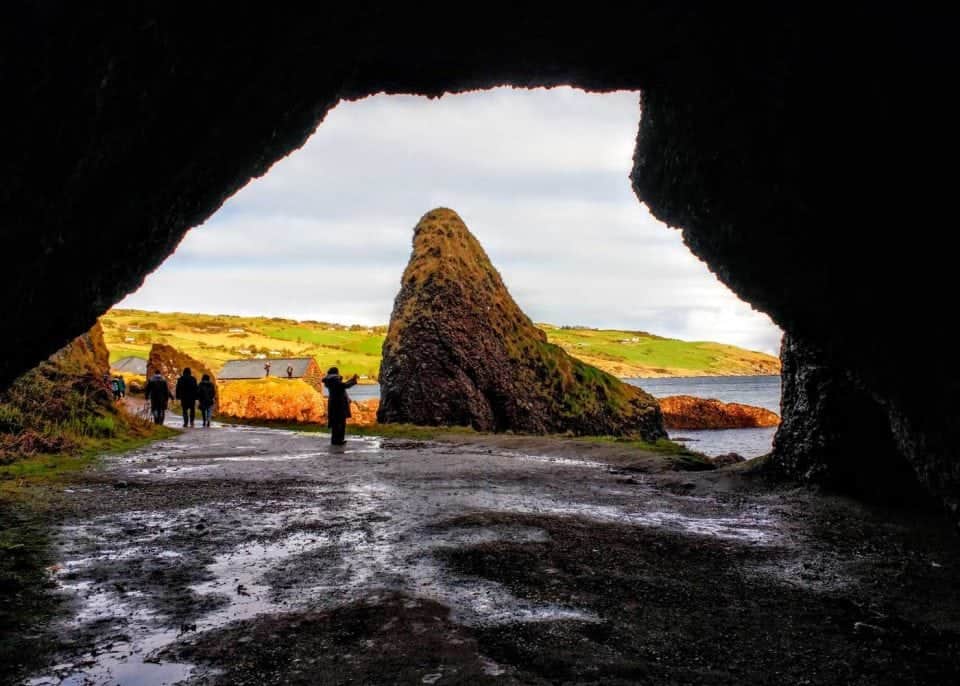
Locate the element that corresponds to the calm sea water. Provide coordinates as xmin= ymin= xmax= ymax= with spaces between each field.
xmin=348 ymin=375 xmax=782 ymax=459
xmin=625 ymin=375 xmax=782 ymax=459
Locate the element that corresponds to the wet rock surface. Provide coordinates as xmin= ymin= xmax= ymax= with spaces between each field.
xmin=15 ymin=422 xmax=960 ymax=685
xmin=378 ymin=209 xmax=664 ymax=440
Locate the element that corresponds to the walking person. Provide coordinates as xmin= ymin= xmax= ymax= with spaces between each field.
xmin=264 ymin=361 xmax=272 ymax=377
xmin=322 ymin=366 xmax=358 ymax=446
xmin=145 ymin=369 xmax=173 ymax=424
xmin=197 ymin=374 xmax=216 ymax=428
xmin=111 ymin=376 xmax=122 ymax=401
xmin=175 ymin=367 xmax=199 ymax=428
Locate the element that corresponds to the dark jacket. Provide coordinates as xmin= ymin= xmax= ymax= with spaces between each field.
xmin=322 ymin=373 xmax=357 ymax=426
xmin=145 ymin=374 xmax=173 ymax=408
xmin=175 ymin=373 xmax=199 ymax=405
xmin=197 ymin=380 xmax=216 ymax=409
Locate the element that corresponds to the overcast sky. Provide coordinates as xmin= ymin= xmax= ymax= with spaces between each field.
xmin=120 ymin=87 xmax=782 ymax=355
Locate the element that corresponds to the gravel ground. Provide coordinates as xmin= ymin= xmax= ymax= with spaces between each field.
xmin=14 ymin=423 xmax=960 ymax=685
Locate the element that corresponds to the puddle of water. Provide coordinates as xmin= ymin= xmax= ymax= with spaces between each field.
xmin=24 ymin=578 xmax=195 ymax=686
xmin=190 ymin=530 xmax=334 ymax=629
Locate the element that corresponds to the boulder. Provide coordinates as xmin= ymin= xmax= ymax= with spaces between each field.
xmin=659 ymin=395 xmax=780 ymax=430
xmin=147 ymin=344 xmax=217 ymax=391
xmin=377 ymin=209 xmax=665 ymax=440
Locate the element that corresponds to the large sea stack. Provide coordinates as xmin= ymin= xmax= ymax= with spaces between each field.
xmin=377 ymin=209 xmax=665 ymax=440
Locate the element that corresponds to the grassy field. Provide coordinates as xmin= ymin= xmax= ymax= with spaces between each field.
xmin=540 ymin=325 xmax=780 ymax=377
xmin=100 ymin=309 xmax=779 ymax=380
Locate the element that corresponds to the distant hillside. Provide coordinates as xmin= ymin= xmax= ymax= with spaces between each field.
xmin=99 ymin=309 xmax=780 ymax=381
xmin=540 ymin=325 xmax=780 ymax=378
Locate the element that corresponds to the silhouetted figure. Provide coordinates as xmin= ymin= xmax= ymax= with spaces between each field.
xmin=175 ymin=367 xmax=198 ymax=427
xmin=286 ymin=364 xmax=294 ymax=379
xmin=197 ymin=374 xmax=216 ymax=428
xmin=264 ymin=361 xmax=272 ymax=377
xmin=322 ymin=366 xmax=357 ymax=446
xmin=117 ymin=376 xmax=126 ymax=398
xmin=111 ymin=376 xmax=122 ymax=400
xmin=145 ymin=370 xmax=173 ymax=424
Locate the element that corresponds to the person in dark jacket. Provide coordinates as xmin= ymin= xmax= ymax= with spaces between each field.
xmin=175 ymin=368 xmax=199 ymax=427
xmin=322 ymin=366 xmax=358 ymax=446
xmin=197 ymin=374 xmax=216 ymax=428
xmin=145 ymin=370 xmax=173 ymax=424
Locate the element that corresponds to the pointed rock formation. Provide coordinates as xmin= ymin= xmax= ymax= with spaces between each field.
xmin=377 ymin=209 xmax=665 ymax=440
xmin=147 ymin=344 xmax=217 ymax=390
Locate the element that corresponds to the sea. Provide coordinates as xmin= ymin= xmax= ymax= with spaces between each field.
xmin=348 ymin=375 xmax=782 ymax=459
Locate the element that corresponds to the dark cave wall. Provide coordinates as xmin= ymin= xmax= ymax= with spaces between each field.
xmin=628 ymin=14 xmax=960 ymax=515
xmin=1 ymin=4 xmax=958 ymax=512
xmin=770 ymin=335 xmax=930 ymax=507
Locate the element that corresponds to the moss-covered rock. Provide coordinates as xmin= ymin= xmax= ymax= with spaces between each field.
xmin=377 ymin=209 xmax=665 ymax=440
xmin=0 ymin=322 xmax=121 ymax=460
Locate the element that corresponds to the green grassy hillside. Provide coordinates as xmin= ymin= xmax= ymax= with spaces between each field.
xmin=540 ymin=325 xmax=780 ymax=377
xmin=100 ymin=309 xmax=779 ymax=381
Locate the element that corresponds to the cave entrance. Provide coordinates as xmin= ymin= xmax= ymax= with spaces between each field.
xmin=110 ymin=87 xmax=781 ymax=454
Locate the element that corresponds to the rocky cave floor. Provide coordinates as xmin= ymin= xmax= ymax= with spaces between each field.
xmin=9 ymin=423 xmax=960 ymax=685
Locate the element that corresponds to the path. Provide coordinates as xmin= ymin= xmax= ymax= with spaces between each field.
xmin=19 ymin=422 xmax=960 ymax=685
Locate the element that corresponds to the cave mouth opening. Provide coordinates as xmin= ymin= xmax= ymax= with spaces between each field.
xmin=107 ymin=87 xmax=781 ymax=453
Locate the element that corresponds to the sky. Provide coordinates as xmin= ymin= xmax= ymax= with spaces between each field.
xmin=119 ymin=87 xmax=782 ymax=355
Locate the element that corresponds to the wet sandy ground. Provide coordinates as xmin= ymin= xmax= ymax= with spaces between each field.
xmin=18 ymin=423 xmax=960 ymax=685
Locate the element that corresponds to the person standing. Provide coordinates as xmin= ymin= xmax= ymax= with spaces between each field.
xmin=286 ymin=364 xmax=294 ymax=379
xmin=175 ymin=367 xmax=199 ymax=428
xmin=117 ymin=375 xmax=126 ymax=398
xmin=264 ymin=361 xmax=272 ymax=377
xmin=197 ymin=374 xmax=216 ymax=428
xmin=145 ymin=370 xmax=173 ymax=424
xmin=322 ymin=366 xmax=358 ymax=446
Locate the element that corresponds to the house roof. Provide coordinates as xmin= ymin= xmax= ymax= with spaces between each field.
xmin=111 ymin=356 xmax=148 ymax=375
xmin=219 ymin=358 xmax=315 ymax=380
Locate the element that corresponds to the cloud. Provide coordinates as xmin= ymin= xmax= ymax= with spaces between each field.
xmin=120 ymin=87 xmax=782 ymax=355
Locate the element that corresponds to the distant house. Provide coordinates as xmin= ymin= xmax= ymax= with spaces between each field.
xmin=111 ymin=356 xmax=148 ymax=375
xmin=219 ymin=357 xmax=324 ymax=391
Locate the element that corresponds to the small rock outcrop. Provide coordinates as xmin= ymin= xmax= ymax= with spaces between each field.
xmin=377 ymin=209 xmax=665 ymax=440
xmin=659 ymin=396 xmax=780 ymax=430
xmin=147 ymin=344 xmax=217 ymax=389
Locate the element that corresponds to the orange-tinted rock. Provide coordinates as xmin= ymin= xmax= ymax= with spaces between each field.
xmin=347 ymin=399 xmax=379 ymax=426
xmin=218 ymin=379 xmax=325 ymax=423
xmin=217 ymin=378 xmax=379 ymax=426
xmin=659 ymin=395 xmax=780 ymax=430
